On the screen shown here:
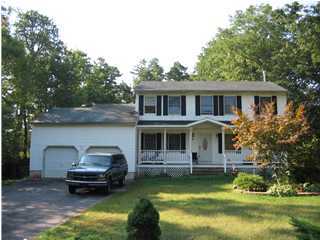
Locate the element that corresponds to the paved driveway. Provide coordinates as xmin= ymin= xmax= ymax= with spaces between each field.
xmin=2 ymin=179 xmax=109 ymax=240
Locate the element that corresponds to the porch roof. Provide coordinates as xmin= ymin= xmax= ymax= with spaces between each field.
xmin=137 ymin=120 xmax=232 ymax=127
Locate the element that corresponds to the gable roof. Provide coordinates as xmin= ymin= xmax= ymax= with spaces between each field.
xmin=135 ymin=80 xmax=287 ymax=93
xmin=33 ymin=104 xmax=137 ymax=125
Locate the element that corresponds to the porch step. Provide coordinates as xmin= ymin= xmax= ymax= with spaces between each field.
xmin=192 ymin=167 xmax=225 ymax=175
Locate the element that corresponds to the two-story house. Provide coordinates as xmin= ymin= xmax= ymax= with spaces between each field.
xmin=29 ymin=80 xmax=287 ymax=179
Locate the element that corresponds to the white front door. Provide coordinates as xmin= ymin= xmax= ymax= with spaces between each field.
xmin=197 ymin=133 xmax=212 ymax=163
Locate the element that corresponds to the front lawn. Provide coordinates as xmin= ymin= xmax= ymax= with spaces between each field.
xmin=38 ymin=175 xmax=320 ymax=240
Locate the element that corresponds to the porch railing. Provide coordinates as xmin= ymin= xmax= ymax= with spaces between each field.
xmin=139 ymin=150 xmax=189 ymax=165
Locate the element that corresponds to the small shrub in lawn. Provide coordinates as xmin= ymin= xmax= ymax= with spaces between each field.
xmin=268 ymin=183 xmax=297 ymax=197
xmin=233 ymin=172 xmax=267 ymax=192
xmin=126 ymin=198 xmax=161 ymax=240
xmin=291 ymin=217 xmax=320 ymax=240
xmin=302 ymin=183 xmax=320 ymax=192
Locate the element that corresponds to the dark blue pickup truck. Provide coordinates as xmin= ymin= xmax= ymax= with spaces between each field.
xmin=65 ymin=153 xmax=128 ymax=194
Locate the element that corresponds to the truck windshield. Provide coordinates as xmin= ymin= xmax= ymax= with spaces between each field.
xmin=79 ymin=155 xmax=111 ymax=167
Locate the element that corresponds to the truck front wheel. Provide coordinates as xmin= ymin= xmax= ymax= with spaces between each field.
xmin=68 ymin=185 xmax=77 ymax=194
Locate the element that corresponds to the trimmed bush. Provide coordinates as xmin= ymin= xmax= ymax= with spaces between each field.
xmin=268 ymin=183 xmax=297 ymax=197
xmin=126 ymin=198 xmax=161 ymax=240
xmin=302 ymin=183 xmax=320 ymax=192
xmin=233 ymin=172 xmax=267 ymax=192
xmin=291 ymin=217 xmax=320 ymax=240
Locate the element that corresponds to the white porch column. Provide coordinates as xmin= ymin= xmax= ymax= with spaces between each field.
xmin=222 ymin=127 xmax=226 ymax=173
xmin=137 ymin=128 xmax=141 ymax=164
xmin=189 ymin=127 xmax=193 ymax=174
xmin=163 ymin=128 xmax=167 ymax=161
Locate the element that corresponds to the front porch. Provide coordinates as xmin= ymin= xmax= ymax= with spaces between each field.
xmin=137 ymin=119 xmax=256 ymax=175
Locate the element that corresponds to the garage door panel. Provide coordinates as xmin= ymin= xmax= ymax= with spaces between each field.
xmin=44 ymin=147 xmax=78 ymax=178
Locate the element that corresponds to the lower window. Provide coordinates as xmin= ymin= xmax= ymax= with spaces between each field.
xmin=225 ymin=134 xmax=237 ymax=151
xmin=167 ymin=133 xmax=186 ymax=150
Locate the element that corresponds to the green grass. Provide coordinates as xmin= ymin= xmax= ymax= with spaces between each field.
xmin=37 ymin=175 xmax=320 ymax=240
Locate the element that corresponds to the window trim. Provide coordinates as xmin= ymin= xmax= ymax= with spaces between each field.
xmin=144 ymin=95 xmax=157 ymax=115
xmin=224 ymin=95 xmax=237 ymax=115
xmin=168 ymin=96 xmax=181 ymax=115
xmin=200 ymin=96 xmax=213 ymax=115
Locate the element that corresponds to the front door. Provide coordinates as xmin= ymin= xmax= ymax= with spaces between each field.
xmin=197 ymin=133 xmax=212 ymax=164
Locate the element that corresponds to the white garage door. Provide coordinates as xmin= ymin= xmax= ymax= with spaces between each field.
xmin=86 ymin=146 xmax=121 ymax=154
xmin=44 ymin=147 xmax=78 ymax=178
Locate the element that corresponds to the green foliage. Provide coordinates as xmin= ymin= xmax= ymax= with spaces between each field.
xmin=166 ymin=61 xmax=190 ymax=81
xmin=287 ymin=136 xmax=320 ymax=183
xmin=132 ymin=58 xmax=164 ymax=86
xmin=291 ymin=217 xmax=320 ymax=240
xmin=302 ymin=183 xmax=320 ymax=193
xmin=126 ymin=198 xmax=161 ymax=240
xmin=233 ymin=173 xmax=267 ymax=192
xmin=268 ymin=183 xmax=297 ymax=197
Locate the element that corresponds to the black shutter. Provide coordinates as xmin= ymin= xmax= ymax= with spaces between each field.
xmin=195 ymin=95 xmax=200 ymax=116
xmin=156 ymin=96 xmax=162 ymax=116
xmin=254 ymin=96 xmax=260 ymax=114
xmin=141 ymin=133 xmax=144 ymax=150
xmin=237 ymin=96 xmax=242 ymax=111
xmin=218 ymin=133 xmax=222 ymax=154
xmin=272 ymin=96 xmax=277 ymax=114
xmin=139 ymin=95 xmax=144 ymax=115
xmin=156 ymin=133 xmax=162 ymax=150
xmin=181 ymin=133 xmax=186 ymax=150
xmin=219 ymin=96 xmax=224 ymax=116
xmin=213 ymin=96 xmax=218 ymax=116
xmin=163 ymin=95 xmax=168 ymax=115
xmin=181 ymin=96 xmax=186 ymax=116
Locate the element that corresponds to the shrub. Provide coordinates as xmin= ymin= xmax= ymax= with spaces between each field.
xmin=126 ymin=198 xmax=161 ymax=240
xmin=302 ymin=183 xmax=320 ymax=192
xmin=268 ymin=183 xmax=297 ymax=197
xmin=291 ymin=217 xmax=320 ymax=240
xmin=233 ymin=172 xmax=267 ymax=192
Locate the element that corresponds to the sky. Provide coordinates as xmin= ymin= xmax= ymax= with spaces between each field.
xmin=5 ymin=0 xmax=316 ymax=86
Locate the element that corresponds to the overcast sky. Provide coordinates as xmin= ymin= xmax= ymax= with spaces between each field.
xmin=6 ymin=0 xmax=316 ymax=85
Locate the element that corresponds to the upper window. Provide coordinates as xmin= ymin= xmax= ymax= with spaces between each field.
xmin=144 ymin=96 xmax=156 ymax=114
xmin=224 ymin=96 xmax=237 ymax=115
xmin=225 ymin=134 xmax=236 ymax=151
xmin=168 ymin=96 xmax=181 ymax=115
xmin=200 ymin=96 xmax=213 ymax=115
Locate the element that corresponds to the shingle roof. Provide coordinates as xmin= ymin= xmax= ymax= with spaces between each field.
xmin=135 ymin=80 xmax=287 ymax=93
xmin=33 ymin=104 xmax=137 ymax=124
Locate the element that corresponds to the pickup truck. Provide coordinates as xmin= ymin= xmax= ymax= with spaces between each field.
xmin=65 ymin=153 xmax=128 ymax=194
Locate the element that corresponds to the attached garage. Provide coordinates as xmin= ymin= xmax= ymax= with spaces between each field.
xmin=30 ymin=104 xmax=137 ymax=179
xmin=44 ymin=146 xmax=78 ymax=178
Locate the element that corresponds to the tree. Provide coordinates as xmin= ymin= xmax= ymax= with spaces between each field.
xmin=84 ymin=57 xmax=121 ymax=104
xmin=127 ymin=198 xmax=161 ymax=240
xmin=196 ymin=2 xmax=320 ymax=105
xmin=132 ymin=58 xmax=164 ymax=86
xmin=115 ymin=82 xmax=134 ymax=103
xmin=165 ymin=61 xmax=190 ymax=81
xmin=231 ymin=102 xmax=309 ymax=183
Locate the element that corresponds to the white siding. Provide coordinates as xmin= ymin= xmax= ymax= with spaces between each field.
xmin=30 ymin=125 xmax=136 ymax=177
